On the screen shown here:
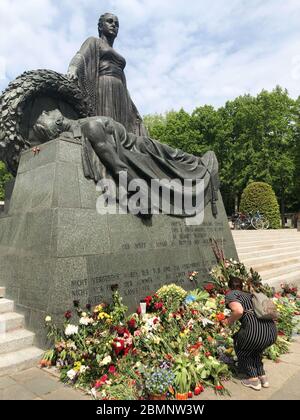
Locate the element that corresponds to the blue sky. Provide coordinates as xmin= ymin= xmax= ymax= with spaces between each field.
xmin=1 ymin=0 xmax=300 ymax=115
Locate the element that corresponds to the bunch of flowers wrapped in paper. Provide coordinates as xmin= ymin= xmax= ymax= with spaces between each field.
xmin=42 ymin=257 xmax=300 ymax=400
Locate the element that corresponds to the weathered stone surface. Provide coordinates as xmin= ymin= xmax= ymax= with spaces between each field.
xmin=0 ymin=137 xmax=238 ymax=347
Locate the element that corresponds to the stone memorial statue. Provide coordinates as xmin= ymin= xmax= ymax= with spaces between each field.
xmin=0 ymin=12 xmax=238 ymax=346
xmin=33 ymin=109 xmax=219 ymax=217
xmin=67 ymin=12 xmax=147 ymax=136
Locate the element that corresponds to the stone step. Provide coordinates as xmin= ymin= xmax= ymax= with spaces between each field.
xmin=0 ymin=287 xmax=5 ymax=298
xmin=257 ymin=262 xmax=300 ymax=281
xmin=239 ymin=249 xmax=300 ymax=266
xmin=0 ymin=312 xmax=24 ymax=334
xmin=235 ymin=242 xmax=300 ymax=252
xmin=234 ymin=236 xmax=298 ymax=243
xmin=238 ymin=246 xmax=300 ymax=259
xmin=263 ymin=271 xmax=300 ymax=289
xmin=0 ymin=329 xmax=35 ymax=354
xmin=0 ymin=299 xmax=14 ymax=314
xmin=0 ymin=347 xmax=44 ymax=377
xmin=247 ymin=256 xmax=300 ymax=272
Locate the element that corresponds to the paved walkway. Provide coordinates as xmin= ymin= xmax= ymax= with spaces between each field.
xmin=1 ymin=336 xmax=300 ymax=400
xmin=0 ymin=367 xmax=90 ymax=400
xmin=197 ymin=336 xmax=300 ymax=400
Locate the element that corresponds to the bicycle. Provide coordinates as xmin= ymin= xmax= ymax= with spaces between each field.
xmin=231 ymin=212 xmax=252 ymax=230
xmin=250 ymin=211 xmax=270 ymax=230
xmin=231 ymin=211 xmax=270 ymax=230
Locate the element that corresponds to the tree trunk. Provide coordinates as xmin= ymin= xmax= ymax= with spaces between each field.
xmin=235 ymin=194 xmax=239 ymax=213
xmin=281 ymin=196 xmax=285 ymax=229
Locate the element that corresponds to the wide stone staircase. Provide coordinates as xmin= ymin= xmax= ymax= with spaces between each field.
xmin=232 ymin=229 xmax=300 ymax=289
xmin=0 ymin=287 xmax=44 ymax=376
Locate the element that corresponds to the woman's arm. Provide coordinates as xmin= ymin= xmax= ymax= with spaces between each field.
xmin=224 ymin=302 xmax=244 ymax=326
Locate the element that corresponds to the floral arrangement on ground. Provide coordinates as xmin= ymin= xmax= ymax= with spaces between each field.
xmin=41 ymin=246 xmax=300 ymax=400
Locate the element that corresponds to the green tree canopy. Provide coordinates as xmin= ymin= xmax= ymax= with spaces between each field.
xmin=0 ymin=161 xmax=12 ymax=201
xmin=144 ymin=86 xmax=300 ymax=221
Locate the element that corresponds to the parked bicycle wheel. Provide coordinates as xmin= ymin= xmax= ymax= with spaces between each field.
xmin=251 ymin=215 xmax=269 ymax=230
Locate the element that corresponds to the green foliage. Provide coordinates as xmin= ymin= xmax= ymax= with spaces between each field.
xmin=143 ymin=87 xmax=300 ymax=216
xmin=240 ymin=182 xmax=281 ymax=229
xmin=0 ymin=161 xmax=12 ymax=201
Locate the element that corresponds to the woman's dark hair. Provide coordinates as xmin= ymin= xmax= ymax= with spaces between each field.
xmin=228 ymin=276 xmax=243 ymax=291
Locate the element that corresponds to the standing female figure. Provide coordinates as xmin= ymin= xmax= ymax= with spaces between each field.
xmin=68 ymin=13 xmax=146 ymax=135
xmin=224 ymin=277 xmax=277 ymax=390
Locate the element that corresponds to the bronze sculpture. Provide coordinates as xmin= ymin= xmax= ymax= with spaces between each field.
xmin=33 ymin=109 xmax=219 ymax=217
xmin=68 ymin=13 xmax=146 ymax=136
xmin=0 ymin=12 xmax=220 ymax=218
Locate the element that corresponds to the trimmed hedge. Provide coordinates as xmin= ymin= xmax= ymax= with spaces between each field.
xmin=240 ymin=182 xmax=281 ymax=229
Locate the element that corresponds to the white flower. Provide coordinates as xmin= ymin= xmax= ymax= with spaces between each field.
xmin=196 ymin=363 xmax=205 ymax=370
xmin=90 ymin=388 xmax=97 ymax=399
xmin=80 ymin=365 xmax=89 ymax=374
xmin=201 ymin=318 xmax=214 ymax=327
xmin=99 ymin=356 xmax=112 ymax=366
xmin=67 ymin=369 xmax=77 ymax=380
xmin=65 ymin=324 xmax=79 ymax=336
xmin=45 ymin=316 xmax=52 ymax=323
xmin=224 ymin=309 xmax=231 ymax=317
xmin=81 ymin=312 xmax=87 ymax=317
xmin=66 ymin=342 xmax=77 ymax=351
xmin=79 ymin=317 xmax=93 ymax=326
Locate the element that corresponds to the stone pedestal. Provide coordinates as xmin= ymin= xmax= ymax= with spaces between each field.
xmin=0 ymin=137 xmax=238 ymax=346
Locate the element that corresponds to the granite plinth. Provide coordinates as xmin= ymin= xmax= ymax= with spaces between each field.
xmin=0 ymin=137 xmax=238 ymax=347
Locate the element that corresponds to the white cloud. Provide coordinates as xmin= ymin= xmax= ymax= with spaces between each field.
xmin=1 ymin=0 xmax=300 ymax=115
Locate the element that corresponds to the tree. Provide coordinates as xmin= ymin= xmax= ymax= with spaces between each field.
xmin=240 ymin=182 xmax=281 ymax=229
xmin=0 ymin=161 xmax=12 ymax=201
xmin=143 ymin=87 xmax=298 ymax=219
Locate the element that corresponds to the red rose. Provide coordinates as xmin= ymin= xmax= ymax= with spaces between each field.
xmin=113 ymin=338 xmax=125 ymax=355
xmin=154 ymin=302 xmax=163 ymax=310
xmin=215 ymin=385 xmax=224 ymax=391
xmin=64 ymin=311 xmax=72 ymax=320
xmin=108 ymin=365 xmax=116 ymax=374
xmin=116 ymin=326 xmax=126 ymax=335
xmin=188 ymin=391 xmax=193 ymax=398
xmin=137 ymin=306 xmax=142 ymax=315
xmin=204 ymin=283 xmax=215 ymax=292
xmin=128 ymin=318 xmax=136 ymax=329
xmin=144 ymin=296 xmax=153 ymax=307
xmin=194 ymin=385 xmax=204 ymax=396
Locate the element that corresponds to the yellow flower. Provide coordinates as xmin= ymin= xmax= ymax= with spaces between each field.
xmin=97 ymin=311 xmax=112 ymax=320
xmin=74 ymin=361 xmax=82 ymax=372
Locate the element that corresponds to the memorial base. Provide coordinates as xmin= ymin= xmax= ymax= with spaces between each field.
xmin=0 ymin=137 xmax=238 ymax=346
